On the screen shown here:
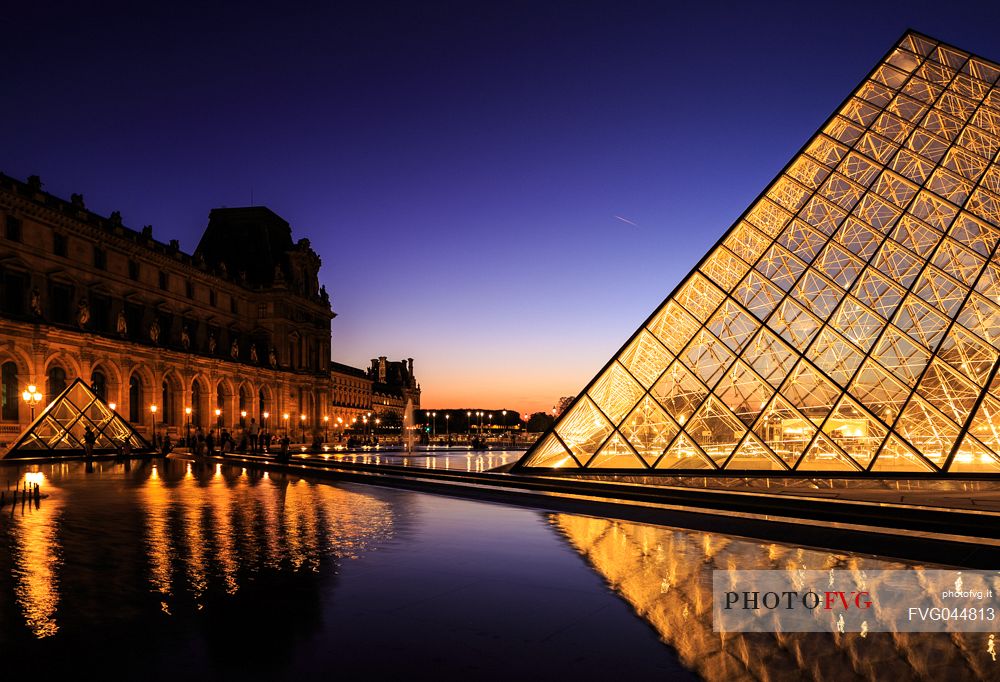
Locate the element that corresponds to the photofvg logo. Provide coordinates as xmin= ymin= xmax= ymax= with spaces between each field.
xmin=712 ymin=570 xmax=1000 ymax=633
xmin=724 ymin=587 xmax=873 ymax=611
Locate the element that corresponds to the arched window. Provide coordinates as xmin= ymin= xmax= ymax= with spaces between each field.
xmin=129 ymin=374 xmax=142 ymax=423
xmin=191 ymin=381 xmax=202 ymax=427
xmin=216 ymin=384 xmax=225 ymax=427
xmin=1 ymin=361 xmax=18 ymax=421
xmin=46 ymin=366 xmax=67 ymax=403
xmin=161 ymin=380 xmax=171 ymax=424
xmin=91 ymin=369 xmax=107 ymax=402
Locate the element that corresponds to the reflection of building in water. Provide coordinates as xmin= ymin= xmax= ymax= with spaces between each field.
xmin=520 ymin=32 xmax=1000 ymax=475
xmin=140 ymin=459 xmax=396 ymax=608
xmin=553 ymin=514 xmax=996 ymax=681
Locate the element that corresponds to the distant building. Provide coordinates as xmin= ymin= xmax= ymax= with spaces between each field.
xmin=0 ymin=173 xmax=418 ymax=447
xmin=330 ymin=361 xmax=372 ymax=425
xmin=369 ymin=356 xmax=421 ymax=422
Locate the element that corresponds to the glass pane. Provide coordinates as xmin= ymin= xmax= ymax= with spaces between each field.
xmin=587 ymin=362 xmax=646 ymax=425
xmin=554 ymin=397 xmax=614 ymax=462
xmin=619 ymin=397 xmax=679 ymax=466
xmin=524 ymin=433 xmax=577 ymax=468
xmin=619 ymin=330 xmax=672 ymax=389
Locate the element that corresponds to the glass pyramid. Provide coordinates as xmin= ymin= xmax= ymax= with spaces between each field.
xmin=4 ymin=378 xmax=150 ymax=457
xmin=519 ymin=31 xmax=1000 ymax=474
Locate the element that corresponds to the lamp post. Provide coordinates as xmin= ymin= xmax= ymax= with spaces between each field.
xmin=445 ymin=413 xmax=450 ymax=441
xmin=300 ymin=413 xmax=306 ymax=443
xmin=262 ymin=410 xmax=269 ymax=434
xmin=150 ymin=404 xmax=159 ymax=448
xmin=488 ymin=413 xmax=493 ymax=437
xmin=337 ymin=416 xmax=343 ymax=441
xmin=362 ymin=415 xmax=368 ymax=441
xmin=431 ymin=411 xmax=436 ymax=439
xmin=323 ymin=415 xmax=329 ymax=443
xmin=185 ymin=406 xmax=192 ymax=445
xmin=215 ymin=408 xmax=222 ymax=431
xmin=375 ymin=417 xmax=380 ymax=440
xmin=466 ymin=411 xmax=471 ymax=438
xmin=282 ymin=413 xmax=289 ymax=437
xmin=21 ymin=385 xmax=43 ymax=421
xmin=240 ymin=410 xmax=247 ymax=428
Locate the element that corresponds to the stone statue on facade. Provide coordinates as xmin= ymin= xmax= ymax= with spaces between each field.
xmin=149 ymin=320 xmax=160 ymax=344
xmin=268 ymin=347 xmax=277 ymax=368
xmin=250 ymin=344 xmax=258 ymax=363
xmin=77 ymin=299 xmax=90 ymax=328
xmin=181 ymin=325 xmax=191 ymax=350
xmin=30 ymin=288 xmax=42 ymax=317
xmin=109 ymin=210 xmax=122 ymax=226
xmin=208 ymin=333 xmax=217 ymax=354
xmin=230 ymin=339 xmax=239 ymax=360
xmin=116 ymin=309 xmax=128 ymax=336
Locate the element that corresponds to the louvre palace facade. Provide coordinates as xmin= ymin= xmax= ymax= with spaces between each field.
xmin=520 ymin=31 xmax=1000 ymax=475
xmin=0 ymin=173 xmax=418 ymax=448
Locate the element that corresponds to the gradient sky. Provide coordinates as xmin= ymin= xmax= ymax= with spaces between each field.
xmin=4 ymin=1 xmax=1000 ymax=414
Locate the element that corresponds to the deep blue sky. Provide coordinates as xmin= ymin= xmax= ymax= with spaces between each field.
xmin=4 ymin=1 xmax=1000 ymax=412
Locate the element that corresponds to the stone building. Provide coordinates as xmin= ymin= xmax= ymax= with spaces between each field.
xmin=369 ymin=356 xmax=421 ymax=422
xmin=0 ymin=174 xmax=334 ymax=446
xmin=330 ymin=361 xmax=373 ymax=426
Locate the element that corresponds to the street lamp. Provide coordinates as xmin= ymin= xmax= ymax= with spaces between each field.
xmin=21 ymin=384 xmax=43 ymax=421
xmin=431 ymin=411 xmax=436 ymax=439
xmin=150 ymin=404 xmax=159 ymax=447
xmin=363 ymin=415 xmax=368 ymax=440
xmin=445 ymin=413 xmax=450 ymax=441
xmin=108 ymin=402 xmax=117 ymax=411
xmin=240 ymin=410 xmax=247 ymax=427
xmin=466 ymin=411 xmax=471 ymax=436
xmin=300 ymin=413 xmax=306 ymax=443
xmin=262 ymin=411 xmax=269 ymax=434
xmin=282 ymin=412 xmax=289 ymax=437
xmin=214 ymin=407 xmax=222 ymax=430
xmin=185 ymin=406 xmax=192 ymax=445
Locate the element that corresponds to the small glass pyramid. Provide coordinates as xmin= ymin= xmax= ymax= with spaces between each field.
xmin=519 ymin=31 xmax=1000 ymax=474
xmin=4 ymin=378 xmax=150 ymax=457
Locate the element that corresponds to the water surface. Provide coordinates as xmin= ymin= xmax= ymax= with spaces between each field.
xmin=1 ymin=459 xmax=995 ymax=680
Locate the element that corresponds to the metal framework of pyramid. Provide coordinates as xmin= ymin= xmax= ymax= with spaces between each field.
xmin=3 ymin=378 xmax=150 ymax=458
xmin=518 ymin=31 xmax=1000 ymax=475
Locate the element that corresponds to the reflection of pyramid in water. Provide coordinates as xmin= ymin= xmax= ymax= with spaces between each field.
xmin=520 ymin=31 xmax=1000 ymax=474
xmin=4 ymin=379 xmax=150 ymax=457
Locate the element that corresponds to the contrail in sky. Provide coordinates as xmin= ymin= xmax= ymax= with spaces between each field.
xmin=614 ymin=215 xmax=638 ymax=226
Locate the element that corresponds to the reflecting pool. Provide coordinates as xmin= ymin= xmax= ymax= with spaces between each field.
xmin=0 ymin=459 xmax=995 ymax=680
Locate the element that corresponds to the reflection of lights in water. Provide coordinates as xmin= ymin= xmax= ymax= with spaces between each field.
xmin=10 ymin=487 xmax=63 ymax=638
xmin=179 ymin=477 xmax=208 ymax=604
xmin=130 ymin=462 xmax=396 ymax=605
xmin=24 ymin=471 xmax=45 ymax=487
xmin=209 ymin=472 xmax=239 ymax=594
xmin=142 ymin=465 xmax=174 ymax=613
